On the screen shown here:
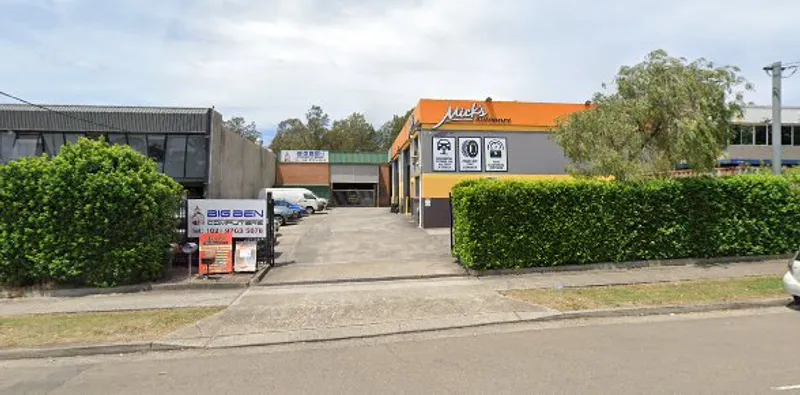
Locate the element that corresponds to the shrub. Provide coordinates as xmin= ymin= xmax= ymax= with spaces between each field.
xmin=0 ymin=139 xmax=184 ymax=287
xmin=452 ymin=175 xmax=800 ymax=270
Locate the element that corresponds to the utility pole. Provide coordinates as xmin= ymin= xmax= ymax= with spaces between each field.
xmin=765 ymin=62 xmax=784 ymax=174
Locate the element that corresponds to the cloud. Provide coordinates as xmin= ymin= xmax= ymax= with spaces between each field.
xmin=1 ymin=0 xmax=799 ymax=143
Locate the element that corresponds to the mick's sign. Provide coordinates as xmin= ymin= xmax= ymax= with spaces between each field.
xmin=188 ymin=199 xmax=267 ymax=238
xmin=432 ymin=103 xmax=512 ymax=130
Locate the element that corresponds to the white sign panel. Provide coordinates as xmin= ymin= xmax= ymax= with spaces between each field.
xmin=432 ymin=137 xmax=456 ymax=172
xmin=234 ymin=240 xmax=258 ymax=273
xmin=187 ymin=199 xmax=268 ymax=238
xmin=458 ymin=137 xmax=482 ymax=172
xmin=484 ymin=137 xmax=508 ymax=172
xmin=280 ymin=150 xmax=329 ymax=163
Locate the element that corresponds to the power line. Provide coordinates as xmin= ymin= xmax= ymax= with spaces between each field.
xmin=0 ymin=90 xmax=128 ymax=133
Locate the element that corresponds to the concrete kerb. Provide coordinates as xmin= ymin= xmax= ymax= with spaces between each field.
xmin=0 ymin=298 xmax=791 ymax=361
xmin=465 ymin=254 xmax=791 ymax=277
xmin=258 ymin=272 xmax=468 ymax=287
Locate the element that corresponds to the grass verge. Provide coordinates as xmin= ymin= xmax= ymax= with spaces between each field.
xmin=501 ymin=276 xmax=786 ymax=312
xmin=0 ymin=307 xmax=223 ymax=349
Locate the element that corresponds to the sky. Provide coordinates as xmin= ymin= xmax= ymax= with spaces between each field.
xmin=1 ymin=0 xmax=799 ymax=144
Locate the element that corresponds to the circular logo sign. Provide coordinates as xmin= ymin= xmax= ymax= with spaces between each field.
xmin=462 ymin=140 xmax=479 ymax=158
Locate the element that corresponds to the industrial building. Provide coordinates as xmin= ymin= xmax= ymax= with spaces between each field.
xmin=0 ymin=104 xmax=276 ymax=198
xmin=390 ymin=99 xmax=800 ymax=229
xmin=277 ymin=150 xmax=390 ymax=207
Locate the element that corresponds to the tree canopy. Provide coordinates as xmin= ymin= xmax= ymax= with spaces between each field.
xmin=223 ymin=116 xmax=261 ymax=143
xmin=551 ymin=49 xmax=753 ymax=181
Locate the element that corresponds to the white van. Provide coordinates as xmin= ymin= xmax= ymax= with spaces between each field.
xmin=258 ymin=188 xmax=325 ymax=214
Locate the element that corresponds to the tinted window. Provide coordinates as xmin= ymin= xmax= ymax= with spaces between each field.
xmin=147 ymin=135 xmax=166 ymax=171
xmin=11 ymin=134 xmax=43 ymax=161
xmin=741 ymin=125 xmax=754 ymax=145
xmin=43 ymin=133 xmax=65 ymax=156
xmin=64 ymin=133 xmax=84 ymax=145
xmin=755 ymin=126 xmax=768 ymax=145
xmin=185 ymin=135 xmax=207 ymax=179
xmin=107 ymin=134 xmax=127 ymax=145
xmin=794 ymin=127 xmax=800 ymax=146
xmin=783 ymin=126 xmax=793 ymax=145
xmin=127 ymin=134 xmax=148 ymax=156
xmin=0 ymin=132 xmax=13 ymax=163
xmin=165 ymin=135 xmax=187 ymax=178
xmin=303 ymin=193 xmax=316 ymax=200
xmin=729 ymin=126 xmax=742 ymax=145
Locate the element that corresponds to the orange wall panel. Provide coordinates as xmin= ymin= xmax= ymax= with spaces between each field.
xmin=277 ymin=163 xmax=330 ymax=185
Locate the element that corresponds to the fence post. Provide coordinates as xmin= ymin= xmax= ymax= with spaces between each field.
xmin=449 ymin=192 xmax=454 ymax=253
xmin=267 ymin=192 xmax=275 ymax=267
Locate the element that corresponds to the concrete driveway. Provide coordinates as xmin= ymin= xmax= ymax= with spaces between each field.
xmin=261 ymin=208 xmax=466 ymax=285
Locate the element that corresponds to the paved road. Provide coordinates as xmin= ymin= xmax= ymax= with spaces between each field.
xmin=264 ymin=208 xmax=464 ymax=285
xmin=3 ymin=308 xmax=800 ymax=394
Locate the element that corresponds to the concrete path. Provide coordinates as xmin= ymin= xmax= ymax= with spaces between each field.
xmin=263 ymin=208 xmax=466 ymax=285
xmin=5 ymin=308 xmax=800 ymax=394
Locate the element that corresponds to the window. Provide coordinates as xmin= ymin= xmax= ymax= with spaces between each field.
xmin=64 ymin=133 xmax=84 ymax=145
xmin=794 ymin=126 xmax=800 ymax=146
xmin=164 ymin=135 xmax=187 ymax=178
xmin=0 ymin=132 xmax=15 ymax=164
xmin=755 ymin=125 xmax=768 ymax=145
xmin=127 ymin=134 xmax=148 ymax=156
xmin=303 ymin=193 xmax=316 ymax=200
xmin=11 ymin=134 xmax=43 ymax=161
xmin=185 ymin=135 xmax=207 ymax=179
xmin=42 ymin=133 xmax=65 ymax=156
xmin=740 ymin=125 xmax=754 ymax=145
xmin=782 ymin=126 xmax=793 ymax=145
xmin=107 ymin=134 xmax=127 ymax=145
xmin=146 ymin=135 xmax=166 ymax=172
xmin=729 ymin=126 xmax=742 ymax=145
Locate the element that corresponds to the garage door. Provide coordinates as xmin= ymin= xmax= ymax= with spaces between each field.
xmin=330 ymin=165 xmax=378 ymax=183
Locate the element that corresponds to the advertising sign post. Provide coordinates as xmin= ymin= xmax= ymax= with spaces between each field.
xmin=198 ymin=233 xmax=233 ymax=275
xmin=187 ymin=200 xmax=268 ymax=239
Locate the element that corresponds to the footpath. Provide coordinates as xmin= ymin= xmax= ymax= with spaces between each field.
xmin=0 ymin=259 xmax=790 ymax=360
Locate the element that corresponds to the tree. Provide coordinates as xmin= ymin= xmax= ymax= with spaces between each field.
xmin=324 ymin=112 xmax=380 ymax=152
xmin=268 ymin=105 xmax=331 ymax=151
xmin=377 ymin=109 xmax=413 ymax=150
xmin=551 ymin=49 xmax=753 ymax=181
xmin=223 ymin=116 xmax=261 ymax=143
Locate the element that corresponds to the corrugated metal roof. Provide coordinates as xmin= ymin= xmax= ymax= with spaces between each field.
xmin=329 ymin=152 xmax=388 ymax=164
xmin=0 ymin=103 xmax=212 ymax=133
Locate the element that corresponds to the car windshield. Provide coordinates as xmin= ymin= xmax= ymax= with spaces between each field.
xmin=303 ymin=193 xmax=316 ymax=199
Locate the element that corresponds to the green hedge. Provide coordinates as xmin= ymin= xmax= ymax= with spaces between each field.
xmin=452 ymin=175 xmax=800 ymax=270
xmin=0 ymin=139 xmax=184 ymax=287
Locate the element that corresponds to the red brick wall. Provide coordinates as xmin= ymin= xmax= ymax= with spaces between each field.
xmin=277 ymin=163 xmax=330 ymax=186
xmin=378 ymin=164 xmax=391 ymax=207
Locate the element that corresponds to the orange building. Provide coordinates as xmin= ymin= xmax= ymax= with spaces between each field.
xmin=390 ymin=98 xmax=591 ymax=228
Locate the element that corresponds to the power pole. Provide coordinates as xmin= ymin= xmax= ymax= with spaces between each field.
xmin=765 ymin=62 xmax=784 ymax=175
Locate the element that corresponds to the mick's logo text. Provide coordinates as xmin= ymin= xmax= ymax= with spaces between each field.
xmin=432 ymin=103 xmax=511 ymax=130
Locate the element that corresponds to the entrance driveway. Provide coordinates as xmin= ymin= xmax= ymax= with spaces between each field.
xmin=261 ymin=208 xmax=466 ymax=285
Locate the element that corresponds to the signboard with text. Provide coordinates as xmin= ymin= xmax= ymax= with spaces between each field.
xmin=188 ymin=199 xmax=267 ymax=238
xmin=458 ymin=137 xmax=482 ymax=172
xmin=432 ymin=137 xmax=456 ymax=172
xmin=484 ymin=137 xmax=508 ymax=172
xmin=199 ymin=233 xmax=233 ymax=275
xmin=234 ymin=240 xmax=258 ymax=273
xmin=280 ymin=150 xmax=329 ymax=163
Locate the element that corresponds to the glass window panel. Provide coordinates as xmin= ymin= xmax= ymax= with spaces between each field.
xmin=165 ymin=135 xmax=186 ymax=178
xmin=741 ymin=125 xmax=754 ymax=145
xmin=768 ymin=125 xmax=774 ymax=145
xmin=0 ymin=132 xmax=15 ymax=164
xmin=146 ymin=135 xmax=166 ymax=172
xmin=107 ymin=134 xmax=127 ymax=145
xmin=127 ymin=134 xmax=148 ymax=156
xmin=11 ymin=134 xmax=43 ymax=161
xmin=42 ymin=133 xmax=65 ymax=156
xmin=755 ymin=126 xmax=768 ymax=145
xmin=794 ymin=127 xmax=800 ymax=146
xmin=729 ymin=126 xmax=742 ymax=145
xmin=64 ymin=133 xmax=84 ymax=145
xmin=185 ymin=135 xmax=207 ymax=179
xmin=782 ymin=126 xmax=793 ymax=145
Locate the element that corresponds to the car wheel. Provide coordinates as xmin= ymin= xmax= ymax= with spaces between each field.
xmin=306 ymin=206 xmax=316 ymax=214
xmin=278 ymin=216 xmax=286 ymax=226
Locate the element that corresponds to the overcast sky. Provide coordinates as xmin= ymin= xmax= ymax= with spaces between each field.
xmin=2 ymin=0 xmax=799 ymax=143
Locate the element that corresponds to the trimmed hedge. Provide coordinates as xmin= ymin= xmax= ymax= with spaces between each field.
xmin=452 ymin=175 xmax=800 ymax=270
xmin=0 ymin=139 xmax=184 ymax=287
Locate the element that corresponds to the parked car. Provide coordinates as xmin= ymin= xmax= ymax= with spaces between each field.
xmin=784 ymin=249 xmax=800 ymax=304
xmin=258 ymin=188 xmax=325 ymax=214
xmin=275 ymin=199 xmax=307 ymax=217
xmin=273 ymin=205 xmax=298 ymax=226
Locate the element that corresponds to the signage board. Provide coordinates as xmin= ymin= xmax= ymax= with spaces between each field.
xmin=484 ymin=137 xmax=508 ymax=172
xmin=199 ymin=233 xmax=233 ymax=275
xmin=432 ymin=103 xmax=512 ymax=130
xmin=280 ymin=150 xmax=329 ymax=163
xmin=458 ymin=137 xmax=482 ymax=172
xmin=432 ymin=137 xmax=456 ymax=172
xmin=187 ymin=199 xmax=267 ymax=238
xmin=234 ymin=240 xmax=258 ymax=273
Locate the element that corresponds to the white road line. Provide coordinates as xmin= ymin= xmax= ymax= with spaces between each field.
xmin=772 ymin=384 xmax=800 ymax=391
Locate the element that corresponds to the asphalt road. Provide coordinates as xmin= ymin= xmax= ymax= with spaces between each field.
xmin=2 ymin=307 xmax=799 ymax=395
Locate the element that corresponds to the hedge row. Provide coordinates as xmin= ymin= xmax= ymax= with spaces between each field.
xmin=451 ymin=175 xmax=800 ymax=270
xmin=0 ymin=139 xmax=184 ymax=287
